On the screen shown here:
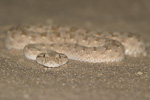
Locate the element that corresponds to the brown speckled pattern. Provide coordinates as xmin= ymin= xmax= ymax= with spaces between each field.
xmin=5 ymin=25 xmax=146 ymax=67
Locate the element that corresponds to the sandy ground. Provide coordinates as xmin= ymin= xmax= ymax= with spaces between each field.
xmin=0 ymin=0 xmax=150 ymax=100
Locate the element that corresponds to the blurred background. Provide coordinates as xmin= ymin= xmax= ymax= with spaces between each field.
xmin=0 ymin=0 xmax=149 ymax=33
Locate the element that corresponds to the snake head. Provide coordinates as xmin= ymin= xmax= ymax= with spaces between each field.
xmin=36 ymin=51 xmax=68 ymax=68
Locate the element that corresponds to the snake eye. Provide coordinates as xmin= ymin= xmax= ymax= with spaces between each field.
xmin=44 ymin=54 xmax=50 ymax=58
xmin=43 ymin=54 xmax=46 ymax=57
xmin=59 ymin=55 xmax=62 ymax=58
xmin=55 ymin=54 xmax=61 ymax=58
xmin=37 ymin=53 xmax=45 ymax=58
